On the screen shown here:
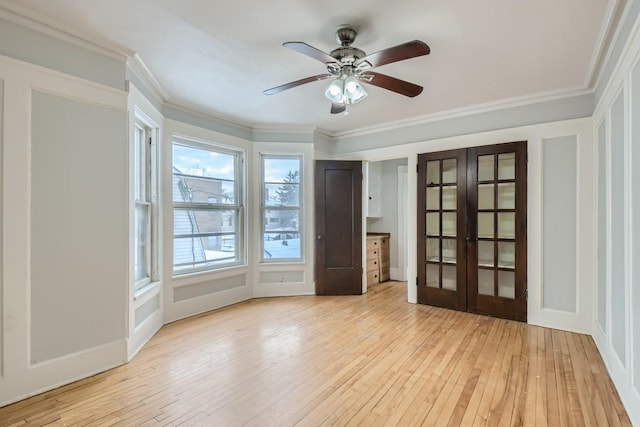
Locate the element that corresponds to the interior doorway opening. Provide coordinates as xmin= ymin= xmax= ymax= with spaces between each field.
xmin=364 ymin=158 xmax=409 ymax=295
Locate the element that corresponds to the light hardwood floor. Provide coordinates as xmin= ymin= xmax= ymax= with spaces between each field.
xmin=0 ymin=281 xmax=632 ymax=426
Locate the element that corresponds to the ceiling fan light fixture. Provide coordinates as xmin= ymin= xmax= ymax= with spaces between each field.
xmin=325 ymin=79 xmax=344 ymax=103
xmin=343 ymin=76 xmax=367 ymax=104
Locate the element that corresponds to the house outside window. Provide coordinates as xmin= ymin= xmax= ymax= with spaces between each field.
xmin=133 ymin=121 xmax=157 ymax=290
xmin=172 ymin=139 xmax=244 ymax=274
xmin=261 ymin=155 xmax=302 ymax=262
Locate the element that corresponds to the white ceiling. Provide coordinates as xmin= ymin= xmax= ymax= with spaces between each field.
xmin=0 ymin=0 xmax=617 ymax=135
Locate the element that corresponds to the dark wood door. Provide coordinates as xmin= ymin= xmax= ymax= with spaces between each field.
xmin=467 ymin=142 xmax=527 ymax=321
xmin=417 ymin=141 xmax=527 ymax=321
xmin=417 ymin=149 xmax=468 ymax=311
xmin=315 ymin=160 xmax=362 ymax=295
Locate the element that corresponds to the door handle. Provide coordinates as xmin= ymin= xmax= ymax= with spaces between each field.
xmin=317 ymin=234 xmax=323 ymax=240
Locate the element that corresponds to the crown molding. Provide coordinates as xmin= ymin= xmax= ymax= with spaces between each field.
xmin=163 ymin=100 xmax=253 ymax=137
xmin=327 ymin=87 xmax=594 ymax=141
xmin=126 ymin=54 xmax=169 ymax=102
xmin=0 ymin=2 xmax=130 ymax=61
xmin=587 ymin=0 xmax=632 ymax=89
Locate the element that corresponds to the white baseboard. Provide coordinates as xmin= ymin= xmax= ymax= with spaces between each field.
xmin=609 ymin=353 xmax=640 ymax=426
xmin=0 ymin=339 xmax=126 ymax=407
xmin=127 ymin=309 xmax=163 ymax=360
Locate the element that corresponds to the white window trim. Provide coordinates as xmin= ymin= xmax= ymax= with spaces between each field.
xmin=260 ymin=154 xmax=303 ymax=263
xmin=171 ymin=137 xmax=245 ymax=276
xmin=133 ymin=109 xmax=160 ymax=291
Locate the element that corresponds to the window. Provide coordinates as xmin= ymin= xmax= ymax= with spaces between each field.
xmin=133 ymin=121 xmax=157 ymax=290
xmin=172 ymin=139 xmax=244 ymax=274
xmin=261 ymin=155 xmax=302 ymax=262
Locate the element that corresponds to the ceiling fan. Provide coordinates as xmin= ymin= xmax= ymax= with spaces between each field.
xmin=263 ymin=25 xmax=431 ymax=114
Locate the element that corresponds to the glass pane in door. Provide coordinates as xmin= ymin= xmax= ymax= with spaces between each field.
xmin=442 ymin=265 xmax=456 ymax=290
xmin=442 ymin=186 xmax=457 ymax=209
xmin=426 ymin=238 xmax=440 ymax=262
xmin=478 ymin=269 xmax=494 ymax=295
xmin=442 ymin=239 xmax=456 ymax=263
xmin=498 ymin=270 xmax=515 ymax=298
xmin=426 ymin=213 xmax=440 ymax=236
xmin=497 ymin=183 xmax=515 ymax=209
xmin=478 ymin=213 xmax=494 ymax=238
xmin=498 ymin=213 xmax=515 ymax=238
xmin=426 ymin=187 xmax=440 ymax=210
xmin=478 ymin=241 xmax=494 ymax=267
xmin=442 ymin=213 xmax=457 ymax=236
xmin=426 ymin=161 xmax=440 ymax=185
xmin=498 ymin=242 xmax=515 ymax=268
xmin=498 ymin=153 xmax=516 ymax=180
xmin=442 ymin=159 xmax=457 ymax=183
xmin=478 ymin=155 xmax=495 ymax=181
xmin=478 ymin=184 xmax=494 ymax=210
xmin=426 ymin=263 xmax=440 ymax=288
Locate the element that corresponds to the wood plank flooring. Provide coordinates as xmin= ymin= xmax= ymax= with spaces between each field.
xmin=0 ymin=281 xmax=632 ymax=426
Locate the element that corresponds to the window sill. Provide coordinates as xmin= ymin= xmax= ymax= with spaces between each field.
xmin=134 ymin=280 xmax=161 ymax=302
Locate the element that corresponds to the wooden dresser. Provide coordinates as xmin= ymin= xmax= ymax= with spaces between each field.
xmin=366 ymin=233 xmax=390 ymax=285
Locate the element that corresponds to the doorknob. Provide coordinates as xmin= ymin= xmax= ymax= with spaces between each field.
xmin=317 ymin=234 xmax=323 ymax=240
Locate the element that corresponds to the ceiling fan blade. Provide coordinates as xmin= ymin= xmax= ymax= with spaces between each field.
xmin=356 ymin=40 xmax=430 ymax=69
xmin=283 ymin=42 xmax=339 ymax=65
xmin=263 ymin=74 xmax=332 ymax=95
xmin=360 ymin=72 xmax=423 ymax=97
xmin=331 ymin=102 xmax=346 ymax=114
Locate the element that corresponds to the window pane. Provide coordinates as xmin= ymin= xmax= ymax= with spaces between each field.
xmin=174 ymin=208 xmax=236 ymax=236
xmin=264 ymin=183 xmax=299 ymax=206
xmin=264 ymin=233 xmax=301 ymax=259
xmin=264 ymin=157 xmax=300 ymax=207
xmin=173 ymin=144 xmax=235 ymax=180
xmin=173 ymin=174 xmax=235 ymax=204
xmin=134 ymin=205 xmax=149 ymax=281
xmin=262 ymin=156 xmax=302 ymax=262
xmin=264 ymin=209 xmax=299 ymax=232
xmin=134 ymin=126 xmax=144 ymax=201
xmin=172 ymin=141 xmax=243 ymax=274
xmin=173 ymin=236 xmax=237 ymax=270
xmin=264 ymin=158 xmax=300 ymax=183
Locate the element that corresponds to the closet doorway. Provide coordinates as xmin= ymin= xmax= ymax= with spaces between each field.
xmin=417 ymin=141 xmax=527 ymax=321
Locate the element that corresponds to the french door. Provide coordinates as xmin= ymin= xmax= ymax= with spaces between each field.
xmin=417 ymin=141 xmax=527 ymax=321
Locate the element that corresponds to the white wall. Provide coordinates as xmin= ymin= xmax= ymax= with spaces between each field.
xmin=0 ymin=54 xmax=129 ymax=406
xmin=592 ymin=6 xmax=640 ymax=424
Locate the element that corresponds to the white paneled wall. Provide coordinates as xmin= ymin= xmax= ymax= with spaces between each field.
xmin=593 ymin=13 xmax=640 ymax=425
xmin=0 ymin=55 xmax=128 ymax=406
